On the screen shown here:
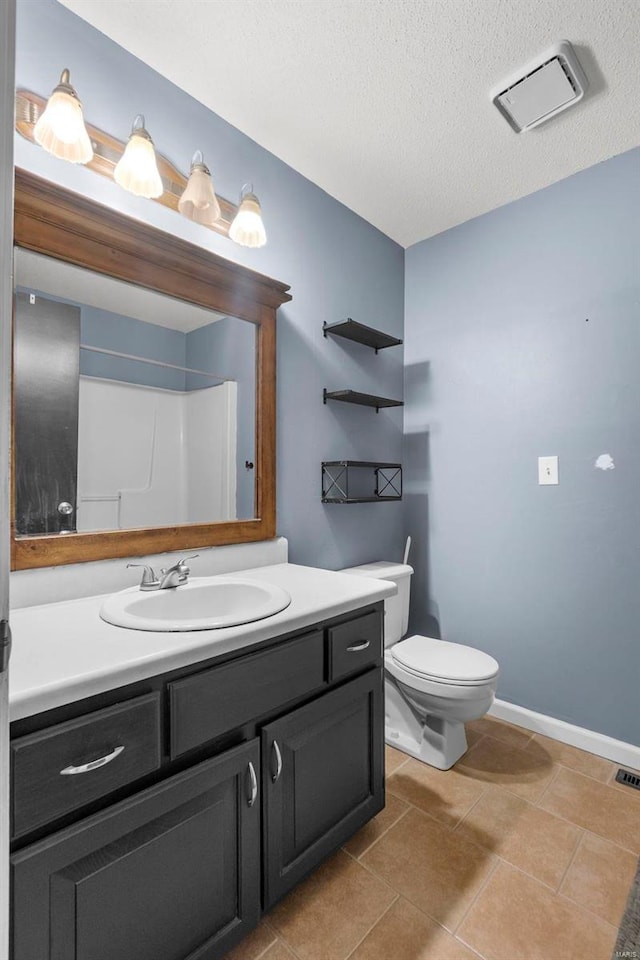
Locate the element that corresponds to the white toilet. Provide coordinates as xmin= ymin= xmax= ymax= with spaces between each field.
xmin=341 ymin=561 xmax=499 ymax=770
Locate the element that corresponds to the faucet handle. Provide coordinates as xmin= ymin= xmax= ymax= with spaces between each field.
xmin=164 ymin=554 xmax=199 ymax=575
xmin=127 ymin=563 xmax=159 ymax=590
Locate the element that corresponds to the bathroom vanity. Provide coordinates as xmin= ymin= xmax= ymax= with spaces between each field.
xmin=8 ymin=563 xmax=393 ymax=960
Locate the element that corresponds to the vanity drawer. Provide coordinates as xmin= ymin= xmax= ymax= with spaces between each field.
xmin=328 ymin=610 xmax=381 ymax=682
xmin=169 ymin=631 xmax=325 ymax=758
xmin=11 ymin=692 xmax=162 ymax=838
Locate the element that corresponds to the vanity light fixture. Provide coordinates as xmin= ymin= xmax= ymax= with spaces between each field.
xmin=114 ymin=114 xmax=163 ymax=199
xmin=229 ymin=183 xmax=267 ymax=248
xmin=178 ymin=151 xmax=221 ymax=225
xmin=16 ymin=85 xmax=269 ymax=247
xmin=33 ymin=69 xmax=93 ymax=164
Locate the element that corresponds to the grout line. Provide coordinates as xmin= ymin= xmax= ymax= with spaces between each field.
xmin=389 ymin=892 xmax=491 ymax=959
xmin=260 ymin=920 xmax=300 ymax=960
xmin=343 ymin=845 xmax=406 ymax=904
xmin=342 ymin=894 xmax=399 ymax=960
xmin=554 ymin=826 xmax=586 ymax=893
xmin=254 ymin=920 xmax=300 ymax=960
xmin=528 ymin=803 xmax=640 ymax=857
xmin=385 ymin=754 xmax=410 ymax=777
xmin=345 ymin=803 xmax=411 ymax=860
xmin=554 ymin=883 xmax=621 ymax=932
xmin=387 ymin=789 xmax=490 ymax=838
xmin=534 ymin=762 xmax=562 ymax=807
xmin=451 ymin=783 xmax=490 ymax=834
xmin=241 ymin=940 xmax=277 ymax=960
xmin=495 ymin=853 xmax=576 ymax=895
xmin=266 ymin=933 xmax=305 ymax=960
xmin=454 ymin=928 xmax=491 ymax=960
xmin=452 ymin=855 xmax=501 ymax=935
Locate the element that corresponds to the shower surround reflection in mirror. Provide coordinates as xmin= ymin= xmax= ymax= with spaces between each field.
xmin=13 ymin=249 xmax=256 ymax=536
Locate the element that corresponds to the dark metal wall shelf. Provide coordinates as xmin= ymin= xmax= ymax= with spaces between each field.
xmin=322 ymin=461 xmax=402 ymax=503
xmin=323 ymin=319 xmax=403 ymax=353
xmin=323 ymin=389 xmax=403 ymax=412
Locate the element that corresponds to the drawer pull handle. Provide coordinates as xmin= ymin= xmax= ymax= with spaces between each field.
xmin=347 ymin=639 xmax=371 ymax=652
xmin=247 ymin=761 xmax=258 ymax=807
xmin=272 ymin=740 xmax=283 ymax=783
xmin=60 ymin=745 xmax=125 ymax=776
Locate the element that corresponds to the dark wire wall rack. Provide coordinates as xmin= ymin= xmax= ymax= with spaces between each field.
xmin=322 ymin=461 xmax=402 ymax=503
xmin=323 ymin=319 xmax=403 ymax=354
xmin=323 ymin=389 xmax=404 ymax=413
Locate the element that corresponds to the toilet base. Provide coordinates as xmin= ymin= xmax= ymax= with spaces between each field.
xmin=385 ymin=715 xmax=468 ymax=770
xmin=384 ymin=673 xmax=472 ymax=770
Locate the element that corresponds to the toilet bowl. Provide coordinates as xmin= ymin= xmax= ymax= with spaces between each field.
xmin=340 ymin=561 xmax=499 ymax=770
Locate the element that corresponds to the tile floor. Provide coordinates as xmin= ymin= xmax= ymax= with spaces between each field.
xmin=225 ymin=717 xmax=640 ymax=960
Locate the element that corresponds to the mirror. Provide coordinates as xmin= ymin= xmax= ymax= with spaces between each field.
xmin=12 ymin=169 xmax=291 ymax=570
xmin=14 ymin=249 xmax=257 ymax=534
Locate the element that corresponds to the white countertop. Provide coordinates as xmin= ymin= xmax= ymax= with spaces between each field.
xmin=9 ymin=563 xmax=395 ymax=722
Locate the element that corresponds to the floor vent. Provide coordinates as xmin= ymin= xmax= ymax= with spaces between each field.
xmin=615 ymin=768 xmax=640 ymax=791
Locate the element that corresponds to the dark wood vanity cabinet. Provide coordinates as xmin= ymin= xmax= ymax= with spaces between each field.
xmin=10 ymin=605 xmax=385 ymax=960
xmin=12 ymin=742 xmax=261 ymax=960
xmin=263 ymin=669 xmax=383 ymax=907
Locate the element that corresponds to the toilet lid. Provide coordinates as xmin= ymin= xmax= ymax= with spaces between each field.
xmin=391 ymin=634 xmax=499 ymax=683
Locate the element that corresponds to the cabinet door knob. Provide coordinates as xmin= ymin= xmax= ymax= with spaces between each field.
xmin=60 ymin=745 xmax=125 ymax=775
xmin=347 ymin=639 xmax=371 ymax=652
xmin=271 ymin=740 xmax=283 ymax=783
xmin=247 ymin=761 xmax=258 ymax=807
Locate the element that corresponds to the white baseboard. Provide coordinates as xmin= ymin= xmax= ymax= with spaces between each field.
xmin=489 ymin=698 xmax=640 ymax=771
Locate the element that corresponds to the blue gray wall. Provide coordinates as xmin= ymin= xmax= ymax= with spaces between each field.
xmin=80 ymin=307 xmax=187 ymax=391
xmin=404 ymin=147 xmax=640 ymax=745
xmin=15 ymin=0 xmax=405 ymax=571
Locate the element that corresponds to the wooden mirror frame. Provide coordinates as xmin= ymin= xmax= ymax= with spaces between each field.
xmin=12 ymin=169 xmax=291 ymax=570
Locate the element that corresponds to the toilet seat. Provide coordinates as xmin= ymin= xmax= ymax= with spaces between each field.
xmin=390 ymin=634 xmax=499 ymax=686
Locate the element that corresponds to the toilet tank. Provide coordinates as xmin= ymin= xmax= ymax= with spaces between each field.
xmin=339 ymin=561 xmax=413 ymax=648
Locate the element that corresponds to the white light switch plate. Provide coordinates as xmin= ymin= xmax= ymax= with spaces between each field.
xmin=538 ymin=456 xmax=559 ymax=485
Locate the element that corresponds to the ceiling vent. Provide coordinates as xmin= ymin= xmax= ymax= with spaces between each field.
xmin=491 ymin=41 xmax=588 ymax=132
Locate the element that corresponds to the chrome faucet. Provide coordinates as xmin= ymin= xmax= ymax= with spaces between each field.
xmin=127 ymin=555 xmax=198 ymax=591
xmin=158 ymin=555 xmax=199 ymax=589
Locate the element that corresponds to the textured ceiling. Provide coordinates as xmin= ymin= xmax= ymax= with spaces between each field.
xmin=59 ymin=0 xmax=640 ymax=247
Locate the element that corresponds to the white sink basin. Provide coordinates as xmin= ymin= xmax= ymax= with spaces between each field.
xmin=100 ymin=577 xmax=292 ymax=632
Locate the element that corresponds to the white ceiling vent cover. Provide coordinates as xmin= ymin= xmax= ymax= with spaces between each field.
xmin=492 ymin=41 xmax=588 ymax=133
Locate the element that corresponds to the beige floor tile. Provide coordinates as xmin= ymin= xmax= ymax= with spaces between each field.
xmin=348 ymin=897 xmax=479 ymax=960
xmin=456 ymin=735 xmax=558 ymax=803
xmin=261 ymin=941 xmax=298 ymax=960
xmin=268 ymin=850 xmax=396 ymax=960
xmin=387 ymin=757 xmax=487 ymax=827
xmin=223 ymin=922 xmax=277 ymax=960
xmin=559 ymin=832 xmax=639 ymax=927
xmin=457 ymin=862 xmax=617 ymax=960
xmin=526 ymin=734 xmax=614 ymax=782
xmin=385 ymin=744 xmax=409 ymax=775
xmin=343 ymin=793 xmax=409 ymax=858
xmin=455 ymin=786 xmax=581 ymax=889
xmin=361 ymin=806 xmax=496 ymax=931
xmin=466 ymin=717 xmax=533 ymax=750
xmin=539 ymin=767 xmax=640 ymax=853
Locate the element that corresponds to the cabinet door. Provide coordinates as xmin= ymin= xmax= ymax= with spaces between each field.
xmin=262 ymin=669 xmax=384 ymax=907
xmin=12 ymin=741 xmax=261 ymax=960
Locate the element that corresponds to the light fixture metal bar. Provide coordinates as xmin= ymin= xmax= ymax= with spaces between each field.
xmin=15 ymin=89 xmax=238 ymax=238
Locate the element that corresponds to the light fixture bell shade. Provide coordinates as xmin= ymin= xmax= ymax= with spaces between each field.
xmin=229 ymin=184 xmax=267 ymax=248
xmin=114 ymin=115 xmax=163 ymax=199
xmin=178 ymin=151 xmax=221 ymax=225
xmin=33 ymin=69 xmax=93 ymax=164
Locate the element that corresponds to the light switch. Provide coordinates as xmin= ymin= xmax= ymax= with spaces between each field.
xmin=538 ymin=456 xmax=558 ymax=485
